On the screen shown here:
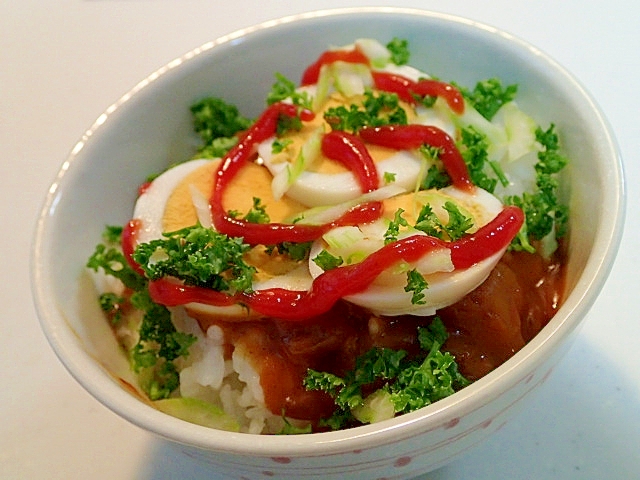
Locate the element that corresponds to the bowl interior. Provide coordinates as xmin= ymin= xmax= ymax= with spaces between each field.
xmin=32 ymin=7 xmax=624 ymax=456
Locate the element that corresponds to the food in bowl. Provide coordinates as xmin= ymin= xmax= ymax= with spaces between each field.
xmin=86 ymin=37 xmax=569 ymax=434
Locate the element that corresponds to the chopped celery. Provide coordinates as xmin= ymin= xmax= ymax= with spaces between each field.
xmin=153 ymin=397 xmax=240 ymax=431
xmin=271 ymin=126 xmax=323 ymax=200
xmin=352 ymin=389 xmax=396 ymax=424
xmin=493 ymin=102 xmax=538 ymax=162
xmin=355 ymin=38 xmax=391 ymax=68
xmin=331 ymin=62 xmax=373 ymax=98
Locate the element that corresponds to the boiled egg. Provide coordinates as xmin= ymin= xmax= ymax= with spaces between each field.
xmin=308 ymin=186 xmax=507 ymax=316
xmin=257 ymin=65 xmax=457 ymax=209
xmin=131 ymin=157 xmax=314 ymax=321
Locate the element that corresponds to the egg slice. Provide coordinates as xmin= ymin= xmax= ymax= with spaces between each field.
xmin=133 ymin=156 xmax=509 ymax=319
xmin=259 ymin=140 xmax=424 ymax=207
xmin=256 ymin=92 xmax=423 ymax=208
xmin=131 ymin=157 xmax=313 ymax=321
xmin=308 ymin=186 xmax=506 ymax=316
xmin=133 ymin=159 xmax=212 ymax=245
xmin=257 ymin=85 xmax=457 ymax=208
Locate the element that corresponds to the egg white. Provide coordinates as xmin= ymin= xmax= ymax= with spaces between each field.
xmin=308 ymin=186 xmax=507 ymax=316
xmin=256 ymin=60 xmax=459 ymax=209
xmin=133 ymin=157 xmax=509 ymax=319
xmin=131 ymin=158 xmax=315 ymax=320
xmin=132 ymin=42 xmax=509 ymax=319
xmin=132 ymin=158 xmax=213 ymax=245
xmin=258 ymin=142 xmax=423 ymax=207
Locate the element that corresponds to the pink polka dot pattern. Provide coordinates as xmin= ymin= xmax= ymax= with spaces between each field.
xmin=169 ymin=363 xmax=557 ymax=479
xmin=394 ymin=456 xmax=412 ymax=467
xmin=443 ymin=417 xmax=460 ymax=429
xmin=481 ymin=418 xmax=493 ymax=429
xmin=271 ymin=457 xmax=292 ymax=464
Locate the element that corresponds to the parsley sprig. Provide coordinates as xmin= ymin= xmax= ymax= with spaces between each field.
xmin=304 ymin=317 xmax=469 ymax=430
xmin=386 ymin=37 xmax=410 ymax=66
xmin=130 ymin=289 xmax=197 ymax=400
xmin=267 ymin=72 xmax=313 ymax=109
xmin=87 ymin=226 xmax=197 ymax=400
xmin=414 ymin=202 xmax=474 ymax=241
xmin=456 ymin=78 xmax=518 ymax=121
xmin=384 ymin=202 xmax=474 ymax=245
xmin=505 ymin=124 xmax=569 ymax=251
xmin=405 ymin=269 xmax=429 ymax=305
xmin=458 ymin=126 xmax=499 ymax=193
xmin=190 ymin=97 xmax=253 ymax=158
xmin=132 ymin=225 xmax=256 ymax=294
xmin=228 ymin=197 xmax=270 ymax=224
xmin=324 ymin=89 xmax=408 ymax=133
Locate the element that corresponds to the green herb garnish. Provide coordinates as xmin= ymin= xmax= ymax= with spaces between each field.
xmin=405 ymin=269 xmax=429 ymax=305
xmin=386 ymin=37 xmax=410 ymax=66
xmin=132 ymin=225 xmax=256 ymax=294
xmin=312 ymin=250 xmax=344 ymax=271
xmin=304 ymin=317 xmax=468 ymax=430
xmin=266 ymin=241 xmax=313 ymax=262
xmin=384 ymin=208 xmax=410 ymax=244
xmin=267 ymin=72 xmax=313 ymax=109
xmin=190 ymin=97 xmax=252 ymax=158
xmin=506 ymin=124 xmax=569 ymax=252
xmin=87 ymin=226 xmax=196 ymax=400
xmin=458 ymin=126 xmax=498 ymax=193
xmin=324 ymin=89 xmax=408 ymax=133
xmin=456 ymin=77 xmax=518 ymax=121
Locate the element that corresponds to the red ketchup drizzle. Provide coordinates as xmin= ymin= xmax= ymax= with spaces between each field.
xmin=137 ymin=181 xmax=152 ymax=197
xmin=121 ymin=219 xmax=145 ymax=276
xmin=299 ymin=47 xmax=464 ymax=115
xmin=359 ymin=124 xmax=474 ymax=192
xmin=301 ymin=48 xmax=370 ymax=86
xmin=210 ymin=102 xmax=383 ymax=245
xmin=321 ymin=131 xmax=379 ymax=192
xmin=127 ymin=50 xmax=525 ymax=322
xmin=148 ymin=277 xmax=238 ymax=307
xmin=371 ymin=71 xmax=465 ymax=115
xmin=147 ymin=206 xmax=524 ymax=320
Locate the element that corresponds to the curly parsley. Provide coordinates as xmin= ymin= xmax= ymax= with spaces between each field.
xmin=506 ymin=124 xmax=569 ymax=252
xmin=228 ymin=197 xmax=271 ymax=225
xmin=386 ymin=202 xmax=474 ymax=245
xmin=130 ymin=290 xmax=196 ymax=400
xmin=324 ymin=89 xmax=408 ymax=133
xmin=267 ymin=72 xmax=313 ymax=109
xmin=132 ymin=225 xmax=256 ymax=294
xmin=456 ymin=77 xmax=518 ymax=121
xmin=87 ymin=226 xmax=197 ymax=400
xmin=384 ymin=208 xmax=410 ymax=244
xmin=405 ymin=269 xmax=429 ymax=305
xmin=86 ymin=235 xmax=146 ymax=292
xmin=415 ymin=202 xmax=474 ymax=241
xmin=190 ymin=97 xmax=252 ymax=158
xmin=304 ymin=317 xmax=468 ymax=430
xmin=386 ymin=37 xmax=410 ymax=66
xmin=458 ymin=126 xmax=498 ymax=193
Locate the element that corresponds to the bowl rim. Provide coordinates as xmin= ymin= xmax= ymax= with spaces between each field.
xmin=31 ymin=6 xmax=625 ymax=457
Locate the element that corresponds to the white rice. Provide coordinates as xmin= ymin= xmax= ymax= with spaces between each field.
xmin=91 ymin=270 xmax=289 ymax=433
xmin=172 ymin=307 xmax=287 ymax=433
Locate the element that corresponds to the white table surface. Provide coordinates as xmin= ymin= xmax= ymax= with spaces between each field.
xmin=2 ymin=1 xmax=639 ymax=479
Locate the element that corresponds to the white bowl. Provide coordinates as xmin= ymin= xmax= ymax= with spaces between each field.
xmin=31 ymin=7 xmax=624 ymax=479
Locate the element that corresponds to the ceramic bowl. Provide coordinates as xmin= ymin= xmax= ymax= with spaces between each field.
xmin=31 ymin=7 xmax=624 ymax=479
